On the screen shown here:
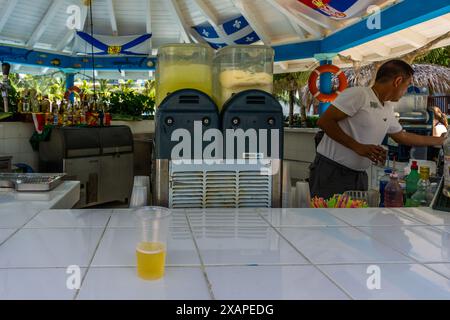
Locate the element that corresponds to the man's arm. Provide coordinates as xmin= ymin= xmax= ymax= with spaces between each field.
xmin=389 ymin=130 xmax=446 ymax=146
xmin=317 ymin=105 xmax=386 ymax=163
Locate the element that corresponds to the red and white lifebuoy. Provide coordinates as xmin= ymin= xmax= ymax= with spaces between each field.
xmin=308 ymin=64 xmax=348 ymax=103
xmin=64 ymin=85 xmax=81 ymax=101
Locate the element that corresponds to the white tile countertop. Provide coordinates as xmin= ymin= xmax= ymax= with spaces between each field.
xmin=0 ymin=207 xmax=450 ymax=300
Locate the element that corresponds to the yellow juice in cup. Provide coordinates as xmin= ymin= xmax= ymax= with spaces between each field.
xmin=136 ymin=241 xmax=166 ymax=280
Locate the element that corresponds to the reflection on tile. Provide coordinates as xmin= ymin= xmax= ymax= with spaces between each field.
xmin=0 ymin=228 xmax=104 ymax=268
xmin=187 ymin=209 xmax=268 ymax=227
xmin=319 ymin=264 xmax=450 ymax=300
xmin=25 ymin=209 xmax=112 ymax=228
xmin=326 ymin=208 xmax=426 ymax=226
xmin=0 ymin=268 xmax=86 ymax=300
xmin=77 ymin=267 xmax=210 ymax=300
xmin=264 ymin=209 xmax=348 ymax=227
xmin=278 ymin=227 xmax=411 ymax=264
xmin=192 ymin=226 xmax=308 ymax=265
xmin=109 ymin=209 xmax=187 ymax=228
xmin=91 ymin=228 xmax=200 ymax=267
xmin=435 ymin=225 xmax=450 ymax=234
xmin=359 ymin=226 xmax=450 ymax=263
xmin=399 ymin=208 xmax=450 ymax=225
xmin=425 ymin=264 xmax=450 ymax=279
xmin=0 ymin=210 xmax=37 ymax=228
xmin=206 ymin=265 xmax=348 ymax=300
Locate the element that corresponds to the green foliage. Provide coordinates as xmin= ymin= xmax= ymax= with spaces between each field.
xmin=284 ymin=114 xmax=319 ymax=128
xmin=414 ymin=46 xmax=450 ymax=67
xmin=108 ymin=90 xmax=155 ymax=120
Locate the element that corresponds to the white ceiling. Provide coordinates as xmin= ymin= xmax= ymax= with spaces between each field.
xmin=0 ymin=0 xmax=448 ymax=79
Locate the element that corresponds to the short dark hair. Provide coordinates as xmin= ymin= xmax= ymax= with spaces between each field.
xmin=375 ymin=60 xmax=414 ymax=83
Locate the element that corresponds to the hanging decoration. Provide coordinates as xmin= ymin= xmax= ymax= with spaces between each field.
xmin=74 ymin=32 xmax=152 ymax=56
xmin=192 ymin=15 xmax=260 ymax=49
xmin=297 ymin=0 xmax=375 ymax=20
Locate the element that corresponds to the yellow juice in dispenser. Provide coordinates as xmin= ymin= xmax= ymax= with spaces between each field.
xmin=156 ymin=63 xmax=213 ymax=106
xmin=136 ymin=241 xmax=166 ymax=280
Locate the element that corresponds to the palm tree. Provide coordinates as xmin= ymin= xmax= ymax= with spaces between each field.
xmin=274 ymin=71 xmax=311 ymax=127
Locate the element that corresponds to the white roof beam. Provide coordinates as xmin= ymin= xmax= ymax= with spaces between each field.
xmin=192 ymin=0 xmax=229 ymax=44
xmin=368 ymin=40 xmax=391 ymax=57
xmin=398 ymin=29 xmax=428 ymax=48
xmin=231 ymin=0 xmax=272 ymax=45
xmin=56 ymin=30 xmax=76 ymax=51
xmin=165 ymin=0 xmax=193 ymax=43
xmin=264 ymin=0 xmax=305 ymax=40
xmin=26 ymin=0 xmax=63 ymax=48
xmin=106 ymin=0 xmax=118 ymax=36
xmin=291 ymin=0 xmax=341 ymax=30
xmin=278 ymin=62 xmax=289 ymax=71
xmin=193 ymin=0 xmax=220 ymax=27
xmin=146 ymin=0 xmax=153 ymax=53
xmin=264 ymin=0 xmax=322 ymax=38
xmin=0 ymin=0 xmax=18 ymax=33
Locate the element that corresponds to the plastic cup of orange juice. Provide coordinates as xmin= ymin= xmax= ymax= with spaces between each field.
xmin=135 ymin=207 xmax=171 ymax=280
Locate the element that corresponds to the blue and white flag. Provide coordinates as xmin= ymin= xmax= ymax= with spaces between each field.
xmin=192 ymin=15 xmax=260 ymax=49
xmin=74 ymin=32 xmax=152 ymax=56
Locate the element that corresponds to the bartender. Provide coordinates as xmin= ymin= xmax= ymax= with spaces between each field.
xmin=309 ymin=60 xmax=446 ymax=199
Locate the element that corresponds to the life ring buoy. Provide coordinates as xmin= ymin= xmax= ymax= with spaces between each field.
xmin=308 ymin=64 xmax=348 ymax=103
xmin=64 ymin=86 xmax=81 ymax=101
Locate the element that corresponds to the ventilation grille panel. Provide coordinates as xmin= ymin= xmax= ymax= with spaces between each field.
xmin=169 ymin=164 xmax=272 ymax=209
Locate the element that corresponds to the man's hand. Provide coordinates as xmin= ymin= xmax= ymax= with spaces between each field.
xmin=354 ymin=144 xmax=387 ymax=164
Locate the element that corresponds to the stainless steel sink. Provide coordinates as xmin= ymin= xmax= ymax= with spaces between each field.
xmin=0 ymin=173 xmax=65 ymax=191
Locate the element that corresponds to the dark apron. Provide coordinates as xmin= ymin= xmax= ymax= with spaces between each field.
xmin=309 ymin=153 xmax=368 ymax=200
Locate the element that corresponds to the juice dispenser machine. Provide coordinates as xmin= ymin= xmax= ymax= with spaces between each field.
xmin=152 ymin=44 xmax=283 ymax=209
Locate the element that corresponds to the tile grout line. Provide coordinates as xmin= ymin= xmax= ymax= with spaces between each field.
xmin=73 ymin=212 xmax=113 ymax=300
xmin=256 ymin=209 xmax=355 ymax=300
xmin=185 ymin=210 xmax=216 ymax=300
xmin=4 ymin=260 xmax=447 ymax=270
xmin=351 ymin=224 xmax=450 ymax=281
xmin=0 ymin=209 xmax=46 ymax=248
xmin=281 ymin=209 xmax=450 ymax=281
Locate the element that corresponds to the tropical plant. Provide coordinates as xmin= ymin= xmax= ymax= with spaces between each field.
xmin=414 ymin=46 xmax=450 ymax=67
xmin=274 ymin=71 xmax=311 ymax=127
xmin=108 ymin=90 xmax=155 ymax=120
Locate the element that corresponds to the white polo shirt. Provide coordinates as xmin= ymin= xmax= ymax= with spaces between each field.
xmin=317 ymin=86 xmax=403 ymax=171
